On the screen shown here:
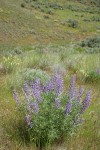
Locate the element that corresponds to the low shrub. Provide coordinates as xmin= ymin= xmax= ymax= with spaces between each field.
xmin=21 ymin=3 xmax=25 ymax=8
xmin=49 ymin=2 xmax=62 ymax=10
xmin=23 ymin=68 xmax=50 ymax=83
xmin=68 ymin=19 xmax=78 ymax=28
xmin=80 ymin=37 xmax=100 ymax=48
xmin=12 ymin=47 xmax=23 ymax=55
xmin=47 ymin=9 xmax=54 ymax=15
xmin=43 ymin=15 xmax=49 ymax=19
xmin=13 ymin=73 xmax=92 ymax=149
xmin=92 ymin=16 xmax=100 ymax=22
xmin=9 ymin=68 xmax=50 ymax=89
xmin=91 ymin=0 xmax=100 ymax=7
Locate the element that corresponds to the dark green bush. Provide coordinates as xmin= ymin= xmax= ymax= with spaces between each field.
xmin=68 ymin=19 xmax=78 ymax=28
xmin=91 ymin=0 xmax=100 ymax=7
xmin=49 ymin=2 xmax=63 ymax=10
xmin=80 ymin=37 xmax=100 ymax=48
xmin=92 ymin=16 xmax=100 ymax=22
xmin=47 ymin=9 xmax=54 ymax=15
xmin=21 ymin=3 xmax=25 ymax=8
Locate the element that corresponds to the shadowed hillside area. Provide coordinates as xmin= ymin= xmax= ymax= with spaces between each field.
xmin=0 ymin=0 xmax=100 ymax=150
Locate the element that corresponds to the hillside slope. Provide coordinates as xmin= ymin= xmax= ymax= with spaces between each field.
xmin=0 ymin=0 xmax=100 ymax=48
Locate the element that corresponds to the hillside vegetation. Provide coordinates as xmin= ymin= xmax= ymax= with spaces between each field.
xmin=0 ymin=0 xmax=100 ymax=47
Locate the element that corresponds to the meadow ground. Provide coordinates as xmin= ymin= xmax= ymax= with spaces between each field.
xmin=0 ymin=0 xmax=100 ymax=149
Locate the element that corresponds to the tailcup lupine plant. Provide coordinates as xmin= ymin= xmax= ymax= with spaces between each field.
xmin=13 ymin=73 xmax=92 ymax=149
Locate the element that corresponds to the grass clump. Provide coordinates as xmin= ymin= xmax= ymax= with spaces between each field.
xmin=85 ymin=69 xmax=100 ymax=83
xmin=2 ymin=55 xmax=22 ymax=73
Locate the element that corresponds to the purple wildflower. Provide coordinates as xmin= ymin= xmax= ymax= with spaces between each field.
xmin=67 ymin=75 xmax=77 ymax=101
xmin=34 ymin=90 xmax=42 ymax=102
xmin=55 ymin=97 xmax=60 ymax=109
xmin=26 ymin=115 xmax=31 ymax=126
xmin=30 ymin=79 xmax=42 ymax=102
xmin=13 ymin=90 xmax=19 ymax=103
xmin=64 ymin=102 xmax=72 ymax=115
xmin=30 ymin=81 xmax=34 ymax=91
xmin=53 ymin=73 xmax=63 ymax=96
xmin=42 ymin=84 xmax=48 ymax=93
xmin=42 ymin=80 xmax=54 ymax=93
xmin=71 ymin=87 xmax=78 ymax=100
xmin=35 ymin=79 xmax=41 ymax=88
xmin=81 ymin=90 xmax=91 ymax=113
xmin=47 ymin=81 xmax=54 ymax=91
xmin=33 ymin=101 xmax=39 ymax=113
xmin=77 ymin=86 xmax=84 ymax=103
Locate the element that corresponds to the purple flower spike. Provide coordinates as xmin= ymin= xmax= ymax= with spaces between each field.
xmin=55 ymin=97 xmax=60 ymax=109
xmin=81 ymin=90 xmax=92 ymax=113
xmin=34 ymin=90 xmax=42 ymax=102
xmin=53 ymin=73 xmax=63 ymax=96
xmin=65 ymin=102 xmax=72 ymax=115
xmin=42 ymin=80 xmax=54 ymax=93
xmin=13 ymin=90 xmax=19 ymax=103
xmin=71 ymin=87 xmax=78 ymax=100
xmin=42 ymin=84 xmax=48 ymax=93
xmin=30 ymin=79 xmax=42 ymax=102
xmin=67 ymin=74 xmax=77 ymax=101
xmin=33 ymin=101 xmax=39 ymax=113
xmin=77 ymin=86 xmax=84 ymax=103
xmin=47 ymin=81 xmax=54 ymax=91
xmin=30 ymin=81 xmax=34 ymax=91
xmin=26 ymin=115 xmax=31 ymax=126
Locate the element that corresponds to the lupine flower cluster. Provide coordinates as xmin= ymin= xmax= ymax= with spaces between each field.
xmin=13 ymin=73 xmax=92 ymax=147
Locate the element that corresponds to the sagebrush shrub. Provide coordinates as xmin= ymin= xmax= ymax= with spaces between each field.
xmin=9 ymin=68 xmax=50 ymax=89
xmin=21 ymin=3 xmax=25 ymax=8
xmin=13 ymin=73 xmax=92 ymax=149
xmin=68 ymin=19 xmax=78 ymax=28
xmin=23 ymin=68 xmax=50 ymax=83
xmin=80 ymin=37 xmax=100 ymax=48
